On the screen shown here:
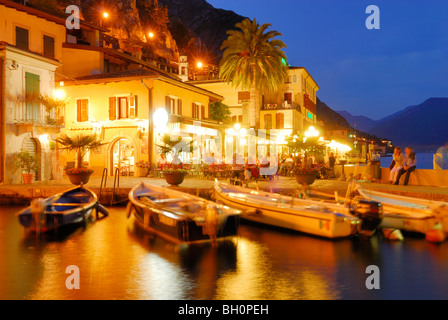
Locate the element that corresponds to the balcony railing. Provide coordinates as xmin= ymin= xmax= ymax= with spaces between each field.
xmin=7 ymin=101 xmax=65 ymax=128
xmin=262 ymin=102 xmax=301 ymax=112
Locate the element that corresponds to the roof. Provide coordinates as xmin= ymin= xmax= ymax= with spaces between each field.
xmin=0 ymin=41 xmax=61 ymax=65
xmin=62 ymin=68 xmax=224 ymax=101
xmin=0 ymin=0 xmax=108 ymax=32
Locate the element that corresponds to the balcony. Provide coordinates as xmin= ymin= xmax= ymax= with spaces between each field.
xmin=262 ymin=101 xmax=301 ymax=112
xmin=7 ymin=102 xmax=65 ymax=133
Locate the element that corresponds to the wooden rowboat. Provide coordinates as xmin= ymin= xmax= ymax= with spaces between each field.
xmin=17 ymin=186 xmax=108 ymax=233
xmin=214 ymin=181 xmax=383 ymax=239
xmin=357 ymin=186 xmax=448 ymax=235
xmin=127 ymin=182 xmax=241 ymax=244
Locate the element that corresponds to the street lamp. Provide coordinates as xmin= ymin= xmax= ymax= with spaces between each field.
xmin=148 ymin=32 xmax=154 ymax=39
xmin=100 ymin=11 xmax=109 ymax=27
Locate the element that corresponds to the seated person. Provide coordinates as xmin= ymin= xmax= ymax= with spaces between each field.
xmin=394 ymin=147 xmax=416 ymax=186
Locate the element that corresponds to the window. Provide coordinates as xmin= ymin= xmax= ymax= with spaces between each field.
xmin=284 ymin=93 xmax=292 ymax=105
xmin=76 ymin=99 xmax=89 ymax=122
xmin=192 ymin=103 xmax=201 ymax=119
xmin=177 ymin=99 xmax=182 ymax=115
xmin=108 ymin=95 xmax=138 ymax=120
xmin=43 ymin=35 xmax=55 ymax=59
xmin=264 ymin=114 xmax=272 ymax=130
xmin=16 ymin=26 xmax=29 ymax=51
xmin=166 ymin=97 xmax=176 ymax=115
xmin=276 ymin=113 xmax=284 ymax=129
xmin=118 ymin=97 xmax=128 ymax=119
xmin=25 ymin=72 xmax=40 ymax=121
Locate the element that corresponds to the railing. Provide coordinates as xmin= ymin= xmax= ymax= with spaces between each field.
xmin=262 ymin=102 xmax=301 ymax=112
xmin=7 ymin=101 xmax=64 ymax=127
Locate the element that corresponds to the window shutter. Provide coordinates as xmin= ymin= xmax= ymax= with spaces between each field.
xmin=109 ymin=97 xmax=116 ymax=120
xmin=77 ymin=100 xmax=81 ymax=122
xmin=129 ymin=95 xmax=137 ymax=118
xmin=134 ymin=95 xmax=138 ymax=117
xmin=201 ymin=105 xmax=205 ymax=119
xmin=81 ymin=100 xmax=88 ymax=122
xmin=177 ymin=99 xmax=182 ymax=116
xmin=165 ymin=96 xmax=171 ymax=115
xmin=43 ymin=35 xmax=55 ymax=59
xmin=16 ymin=27 xmax=29 ymax=51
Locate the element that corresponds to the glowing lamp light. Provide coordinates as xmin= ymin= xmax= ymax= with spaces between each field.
xmin=53 ymin=89 xmax=66 ymax=100
xmin=196 ymin=62 xmax=203 ymax=68
xmin=103 ymin=12 xmax=109 ymax=18
xmin=148 ymin=32 xmax=154 ymax=39
xmin=153 ymin=108 xmax=169 ymax=129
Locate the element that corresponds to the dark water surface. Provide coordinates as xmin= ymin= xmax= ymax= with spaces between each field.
xmin=1 ymin=206 xmax=447 ymax=300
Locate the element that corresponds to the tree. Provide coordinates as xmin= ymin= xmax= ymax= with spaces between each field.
xmin=55 ymin=134 xmax=106 ymax=169
xmin=219 ymin=18 xmax=288 ymax=129
xmin=156 ymin=135 xmax=195 ymax=165
xmin=209 ymin=101 xmax=231 ymax=122
xmin=286 ymin=135 xmax=326 ymax=167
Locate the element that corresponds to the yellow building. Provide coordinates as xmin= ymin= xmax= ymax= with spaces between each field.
xmin=59 ymin=68 xmax=224 ymax=176
xmin=190 ymin=66 xmax=319 ymax=156
xmin=0 ymin=0 xmax=66 ymax=184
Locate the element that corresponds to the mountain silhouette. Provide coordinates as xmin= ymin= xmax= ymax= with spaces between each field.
xmin=367 ymin=98 xmax=448 ymax=152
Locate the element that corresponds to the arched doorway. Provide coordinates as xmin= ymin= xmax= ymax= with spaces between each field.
xmin=22 ymin=135 xmax=41 ymax=181
xmin=110 ymin=138 xmax=135 ymax=176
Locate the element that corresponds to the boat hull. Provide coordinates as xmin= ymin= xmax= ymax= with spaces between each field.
xmin=357 ymin=187 xmax=448 ymax=234
xmin=17 ymin=186 xmax=105 ymax=232
xmin=214 ymin=182 xmax=360 ymax=239
xmin=128 ymin=183 xmax=240 ymax=244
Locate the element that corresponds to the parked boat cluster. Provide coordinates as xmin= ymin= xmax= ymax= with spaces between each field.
xmin=17 ymin=180 xmax=448 ymax=244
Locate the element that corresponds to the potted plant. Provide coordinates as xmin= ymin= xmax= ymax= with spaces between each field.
xmin=156 ymin=135 xmax=194 ymax=186
xmin=292 ymin=166 xmax=319 ymax=186
xmin=286 ymin=133 xmax=325 ymax=186
xmin=55 ymin=133 xmax=107 ymax=185
xmin=135 ymin=160 xmax=151 ymax=177
xmin=16 ymin=149 xmax=39 ymax=184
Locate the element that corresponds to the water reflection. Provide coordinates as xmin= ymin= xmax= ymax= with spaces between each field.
xmin=0 ymin=206 xmax=447 ymax=300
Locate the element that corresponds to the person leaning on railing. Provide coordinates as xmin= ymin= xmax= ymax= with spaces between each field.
xmin=394 ymin=147 xmax=417 ymax=186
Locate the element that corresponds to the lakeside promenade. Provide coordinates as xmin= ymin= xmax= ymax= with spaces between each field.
xmin=1 ymin=174 xmax=447 ymax=206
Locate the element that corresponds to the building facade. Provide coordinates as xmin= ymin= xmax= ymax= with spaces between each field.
xmin=58 ymin=68 xmax=224 ymax=176
xmin=0 ymin=0 xmax=66 ymax=184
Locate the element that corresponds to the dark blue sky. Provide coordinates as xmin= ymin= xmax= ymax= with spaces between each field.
xmin=207 ymin=0 xmax=448 ymax=120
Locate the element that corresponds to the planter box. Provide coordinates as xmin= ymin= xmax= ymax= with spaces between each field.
xmin=163 ymin=171 xmax=187 ymax=186
xmin=135 ymin=167 xmax=149 ymax=177
xmin=294 ymin=173 xmax=317 ymax=186
xmin=66 ymin=170 xmax=93 ymax=185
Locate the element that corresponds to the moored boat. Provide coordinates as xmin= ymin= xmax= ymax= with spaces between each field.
xmin=127 ymin=182 xmax=241 ymax=244
xmin=214 ymin=181 xmax=383 ymax=239
xmin=357 ymin=186 xmax=448 ymax=235
xmin=17 ymin=186 xmax=108 ymax=233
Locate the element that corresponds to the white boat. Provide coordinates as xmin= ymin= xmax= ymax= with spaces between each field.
xmin=357 ymin=186 xmax=448 ymax=235
xmin=127 ymin=182 xmax=241 ymax=244
xmin=214 ymin=181 xmax=383 ymax=239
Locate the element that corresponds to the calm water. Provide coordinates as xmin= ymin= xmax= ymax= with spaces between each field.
xmin=1 ymin=206 xmax=448 ymax=300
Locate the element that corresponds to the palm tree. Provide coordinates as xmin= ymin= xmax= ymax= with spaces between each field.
xmin=219 ymin=18 xmax=288 ymax=129
xmin=55 ymin=134 xmax=106 ymax=169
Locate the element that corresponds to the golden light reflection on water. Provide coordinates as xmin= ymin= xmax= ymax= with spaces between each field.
xmin=215 ymin=237 xmax=340 ymax=300
xmin=1 ymin=206 xmax=448 ymax=300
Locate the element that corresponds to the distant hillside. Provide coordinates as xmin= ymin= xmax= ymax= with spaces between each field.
xmin=159 ymin=0 xmax=246 ymax=61
xmin=368 ymin=98 xmax=448 ymax=152
xmin=316 ymin=98 xmax=352 ymax=130
xmin=337 ymin=110 xmax=377 ymax=132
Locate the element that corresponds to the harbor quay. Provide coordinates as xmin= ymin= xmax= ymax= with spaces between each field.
xmin=1 ymin=174 xmax=447 ymax=206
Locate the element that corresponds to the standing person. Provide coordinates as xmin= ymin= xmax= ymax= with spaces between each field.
xmin=394 ymin=147 xmax=417 ymax=185
xmin=328 ymin=153 xmax=336 ymax=178
xmin=389 ymin=147 xmax=404 ymax=183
